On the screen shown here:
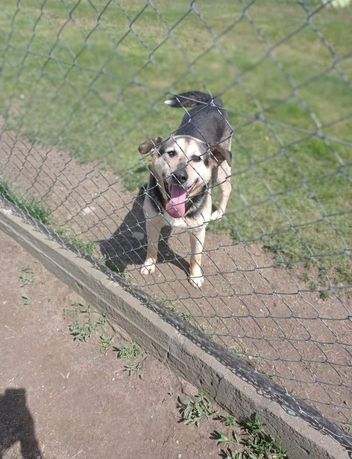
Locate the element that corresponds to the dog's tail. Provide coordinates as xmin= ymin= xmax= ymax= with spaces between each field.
xmin=164 ymin=91 xmax=213 ymax=108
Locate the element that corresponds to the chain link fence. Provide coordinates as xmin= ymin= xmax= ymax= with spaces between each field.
xmin=0 ymin=0 xmax=351 ymax=452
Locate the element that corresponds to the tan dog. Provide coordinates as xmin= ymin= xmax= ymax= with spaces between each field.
xmin=138 ymin=91 xmax=233 ymax=288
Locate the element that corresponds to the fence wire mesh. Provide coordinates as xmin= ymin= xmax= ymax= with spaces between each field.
xmin=0 ymin=0 xmax=351 ymax=451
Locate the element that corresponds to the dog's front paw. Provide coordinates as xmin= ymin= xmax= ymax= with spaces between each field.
xmin=189 ymin=266 xmax=204 ymax=288
xmin=210 ymin=209 xmax=224 ymax=221
xmin=140 ymin=259 xmax=156 ymax=275
xmin=189 ymin=274 xmax=204 ymax=289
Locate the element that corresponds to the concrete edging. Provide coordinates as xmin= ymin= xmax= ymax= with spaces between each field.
xmin=0 ymin=207 xmax=349 ymax=459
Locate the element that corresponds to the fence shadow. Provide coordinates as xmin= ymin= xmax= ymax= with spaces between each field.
xmin=0 ymin=388 xmax=42 ymax=459
xmin=99 ymin=186 xmax=189 ymax=275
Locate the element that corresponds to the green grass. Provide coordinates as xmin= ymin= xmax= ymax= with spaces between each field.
xmin=0 ymin=1 xmax=351 ymax=283
xmin=0 ymin=179 xmax=50 ymax=224
xmin=0 ymin=180 xmax=95 ymax=257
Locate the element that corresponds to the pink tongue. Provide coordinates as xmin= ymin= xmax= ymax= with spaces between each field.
xmin=165 ymin=184 xmax=187 ymax=218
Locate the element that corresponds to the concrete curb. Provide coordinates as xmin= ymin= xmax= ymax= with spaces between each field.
xmin=0 ymin=208 xmax=349 ymax=459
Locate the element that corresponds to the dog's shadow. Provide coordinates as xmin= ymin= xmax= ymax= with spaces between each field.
xmin=99 ymin=186 xmax=189 ymax=276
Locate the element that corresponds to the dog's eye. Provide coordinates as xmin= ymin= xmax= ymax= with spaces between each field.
xmin=167 ymin=150 xmax=177 ymax=157
xmin=192 ymin=155 xmax=202 ymax=163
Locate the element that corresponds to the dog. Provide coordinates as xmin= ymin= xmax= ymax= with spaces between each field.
xmin=138 ymin=91 xmax=233 ymax=288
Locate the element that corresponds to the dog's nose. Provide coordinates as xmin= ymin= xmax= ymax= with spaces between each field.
xmin=172 ymin=169 xmax=188 ymax=184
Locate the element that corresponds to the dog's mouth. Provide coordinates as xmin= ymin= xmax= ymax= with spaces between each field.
xmin=163 ymin=180 xmax=198 ymax=218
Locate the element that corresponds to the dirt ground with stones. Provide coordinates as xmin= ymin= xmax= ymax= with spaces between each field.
xmin=0 ymin=125 xmax=351 ymax=433
xmin=0 ymin=230 xmax=230 ymax=459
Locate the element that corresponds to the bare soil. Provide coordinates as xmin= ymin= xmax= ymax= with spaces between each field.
xmin=0 ymin=230 xmax=225 ymax=459
xmin=0 ymin=126 xmax=351 ymax=432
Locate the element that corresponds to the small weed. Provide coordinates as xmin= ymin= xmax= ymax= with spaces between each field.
xmin=244 ymin=433 xmax=287 ymax=459
xmin=319 ymin=290 xmax=330 ymax=300
xmin=181 ymin=312 xmax=203 ymax=329
xmin=95 ymin=316 xmax=106 ymax=328
xmin=98 ymin=254 xmax=108 ymax=264
xmin=299 ymin=272 xmax=310 ymax=284
xmin=19 ymin=265 xmax=34 ymax=287
xmin=177 ymin=392 xmax=214 ymax=426
xmin=113 ymin=341 xmax=141 ymax=360
xmin=212 ymin=430 xmax=239 ymax=447
xmin=308 ymin=280 xmax=317 ymax=292
xmin=99 ymin=335 xmax=114 ymax=353
xmin=242 ymin=414 xmax=263 ymax=437
xmin=219 ymin=448 xmax=236 ymax=459
xmin=57 ymin=229 xmax=95 ymax=257
xmin=215 ymin=415 xmax=238 ymax=427
xmin=69 ymin=319 xmax=97 ymax=342
xmin=318 ymin=266 xmax=328 ymax=283
xmin=113 ymin=341 xmax=146 ymax=378
xmin=68 ymin=301 xmax=106 ymax=342
xmin=124 ymin=359 xmax=145 ymax=377
xmin=299 ymin=269 xmax=330 ymax=300
xmin=73 ymin=301 xmax=90 ymax=314
xmin=162 ymin=304 xmax=205 ymax=333
xmin=177 ymin=311 xmax=205 ymax=333
xmin=69 ymin=237 xmax=95 ymax=257
xmin=180 ymin=311 xmax=194 ymax=323
xmin=21 ymin=294 xmax=31 ymax=305
xmin=213 ymin=414 xmax=287 ymax=459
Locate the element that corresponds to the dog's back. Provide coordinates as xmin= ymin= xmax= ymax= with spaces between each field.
xmin=165 ymin=91 xmax=232 ymax=146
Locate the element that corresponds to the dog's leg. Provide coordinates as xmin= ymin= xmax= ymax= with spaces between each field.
xmin=141 ymin=198 xmax=163 ymax=275
xmin=211 ymin=161 xmax=232 ymax=221
xmin=188 ymin=225 xmax=206 ymax=288
xmin=141 ymin=216 xmax=163 ymax=275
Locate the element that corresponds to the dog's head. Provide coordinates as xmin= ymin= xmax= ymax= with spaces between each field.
xmin=139 ymin=135 xmax=231 ymax=218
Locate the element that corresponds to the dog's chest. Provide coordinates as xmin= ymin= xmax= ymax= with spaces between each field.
xmin=161 ymin=211 xmax=209 ymax=229
xmin=162 ymin=212 xmax=188 ymax=228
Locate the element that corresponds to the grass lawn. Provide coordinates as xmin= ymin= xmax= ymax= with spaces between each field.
xmin=0 ymin=0 xmax=351 ymax=285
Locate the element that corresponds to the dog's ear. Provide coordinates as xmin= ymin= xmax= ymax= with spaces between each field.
xmin=210 ymin=145 xmax=232 ymax=167
xmin=138 ymin=137 xmax=163 ymax=155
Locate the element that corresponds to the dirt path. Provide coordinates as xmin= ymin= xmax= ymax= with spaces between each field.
xmin=0 ymin=230 xmax=225 ymax=459
xmin=0 ymin=126 xmax=351 ymax=432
